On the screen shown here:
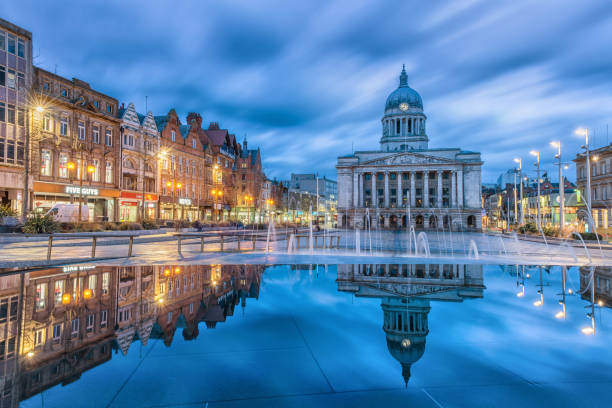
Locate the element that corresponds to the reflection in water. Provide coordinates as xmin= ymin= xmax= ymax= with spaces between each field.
xmin=0 ymin=263 xmax=610 ymax=406
xmin=0 ymin=265 xmax=264 ymax=408
xmin=337 ymin=264 xmax=485 ymax=385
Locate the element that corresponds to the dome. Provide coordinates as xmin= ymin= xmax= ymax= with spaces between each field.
xmin=384 ymin=66 xmax=423 ymax=112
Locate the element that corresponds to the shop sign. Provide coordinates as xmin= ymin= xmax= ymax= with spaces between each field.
xmin=147 ymin=203 xmax=155 ymax=208
xmin=120 ymin=191 xmax=158 ymax=201
xmin=178 ymin=198 xmax=192 ymax=206
xmin=121 ymin=201 xmax=138 ymax=206
xmin=65 ymin=186 xmax=99 ymax=196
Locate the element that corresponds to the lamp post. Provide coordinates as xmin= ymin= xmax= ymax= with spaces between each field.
xmin=513 ymin=158 xmax=523 ymax=225
xmin=67 ymin=161 xmax=75 ymax=203
xmin=550 ymin=141 xmax=565 ymax=230
xmin=530 ymin=150 xmax=541 ymax=228
xmin=576 ymin=128 xmax=592 ymax=228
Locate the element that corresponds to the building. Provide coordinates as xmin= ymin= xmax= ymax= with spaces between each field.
xmin=236 ymin=137 xmax=265 ymax=223
xmin=0 ymin=18 xmax=32 ymax=215
xmin=575 ymin=144 xmax=612 ymax=233
xmin=286 ymin=173 xmax=337 ymax=226
xmin=118 ymin=103 xmax=160 ymax=221
xmin=336 ymin=66 xmax=483 ymax=230
xmin=31 ymin=67 xmax=122 ymax=221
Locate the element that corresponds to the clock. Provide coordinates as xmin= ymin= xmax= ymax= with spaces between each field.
xmin=401 ymin=338 xmax=411 ymax=348
xmin=399 ymin=103 xmax=409 ymax=111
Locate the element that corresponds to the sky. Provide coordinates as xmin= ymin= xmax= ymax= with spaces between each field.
xmin=3 ymin=0 xmax=612 ymax=183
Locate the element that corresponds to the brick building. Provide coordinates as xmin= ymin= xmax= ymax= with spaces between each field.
xmin=31 ymin=67 xmax=122 ymax=221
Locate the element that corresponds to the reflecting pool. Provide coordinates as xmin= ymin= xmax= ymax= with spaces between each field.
xmin=1 ymin=263 xmax=611 ymax=407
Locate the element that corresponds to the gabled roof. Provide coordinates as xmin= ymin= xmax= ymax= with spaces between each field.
xmin=154 ymin=115 xmax=168 ymax=133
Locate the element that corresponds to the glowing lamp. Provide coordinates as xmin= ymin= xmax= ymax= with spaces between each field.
xmin=158 ymin=298 xmax=164 ymax=304
xmin=174 ymin=267 xmax=181 ymax=273
xmin=166 ymin=181 xmax=172 ymax=187
xmin=581 ymin=327 xmax=595 ymax=335
xmin=67 ymin=162 xmax=75 ymax=170
xmin=27 ymin=351 xmax=35 ymax=358
xmin=61 ymin=293 xmax=71 ymax=305
xmin=35 ymin=106 xmax=44 ymax=113
xmin=176 ymin=183 xmax=182 ymax=188
xmin=533 ymin=300 xmax=543 ymax=307
xmin=83 ymin=288 xmax=92 ymax=299
xmin=554 ymin=311 xmax=565 ymax=319
xmin=163 ymin=268 xmax=170 ymax=276
xmin=87 ymin=165 xmax=95 ymax=173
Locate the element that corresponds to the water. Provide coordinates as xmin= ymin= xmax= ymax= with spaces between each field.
xmin=7 ymin=263 xmax=612 ymax=407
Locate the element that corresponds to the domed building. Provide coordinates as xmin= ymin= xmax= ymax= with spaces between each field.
xmin=336 ymin=66 xmax=483 ymax=230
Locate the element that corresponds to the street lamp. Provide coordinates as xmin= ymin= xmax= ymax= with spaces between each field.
xmin=575 ymin=128 xmax=592 ymax=230
xmin=513 ymin=158 xmax=523 ymax=225
xmin=529 ymin=150 xmax=541 ymax=228
xmin=550 ymin=141 xmax=565 ymax=230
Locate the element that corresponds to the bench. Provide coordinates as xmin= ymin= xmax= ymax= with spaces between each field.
xmin=45 ymin=233 xmax=140 ymax=260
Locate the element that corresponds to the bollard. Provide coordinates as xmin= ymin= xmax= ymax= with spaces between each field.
xmin=252 ymin=235 xmax=256 ymax=250
xmin=128 ymin=236 xmax=134 ymax=257
xmin=91 ymin=236 xmax=97 ymax=258
xmin=177 ymin=236 xmax=182 ymax=255
xmin=200 ymin=236 xmax=205 ymax=252
xmin=47 ymin=236 xmax=53 ymax=261
xmin=237 ymin=235 xmax=241 ymax=251
xmin=220 ymin=235 xmax=224 ymax=251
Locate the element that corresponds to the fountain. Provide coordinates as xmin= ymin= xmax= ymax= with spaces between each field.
xmin=571 ymin=231 xmax=593 ymax=265
xmin=497 ymin=236 xmax=507 ymax=256
xmin=355 ymin=227 xmax=361 ymax=255
xmin=308 ymin=204 xmax=314 ymax=255
xmin=265 ymin=219 xmax=276 ymax=253
xmin=468 ymin=239 xmax=480 ymax=260
xmin=287 ymin=233 xmax=296 ymax=254
xmin=416 ymin=232 xmax=431 ymax=257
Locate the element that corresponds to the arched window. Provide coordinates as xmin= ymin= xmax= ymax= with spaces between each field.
xmin=396 ymin=119 xmax=400 ymax=134
xmin=407 ymin=118 xmax=412 ymax=133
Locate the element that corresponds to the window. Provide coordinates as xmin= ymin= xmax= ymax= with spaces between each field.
xmin=100 ymin=310 xmax=108 ymax=328
xmin=60 ymin=117 xmax=69 ymax=136
xmin=92 ymin=126 xmax=100 ymax=143
xmin=59 ymin=153 xmax=69 ymax=178
xmin=0 ymin=102 xmax=4 ymax=122
xmin=118 ymin=308 xmax=131 ymax=323
xmin=71 ymin=318 xmax=79 ymax=337
xmin=35 ymin=283 xmax=48 ymax=310
xmin=106 ymin=104 xmax=113 ymax=114
xmin=7 ymin=34 xmax=15 ymax=54
xmin=86 ymin=314 xmax=95 ymax=333
xmin=93 ymin=100 xmax=99 ymax=109
xmin=7 ymin=104 xmax=15 ymax=124
xmin=105 ymin=129 xmax=112 ymax=146
xmin=171 ymin=131 xmax=176 ymax=142
xmin=43 ymin=82 xmax=50 ymax=92
xmin=17 ymin=72 xmax=24 ymax=89
xmin=0 ymin=66 xmax=4 ymax=87
xmin=105 ymin=161 xmax=113 ymax=183
xmin=87 ymin=274 xmax=97 ymax=296
xmin=17 ymin=38 xmax=25 ymax=58
xmin=91 ymin=159 xmax=100 ymax=182
xmin=189 ymin=303 xmax=194 ymax=314
xmin=60 ymin=88 xmax=68 ymax=98
xmin=53 ymin=324 xmax=61 ymax=342
xmin=42 ymin=114 xmax=51 ymax=131
xmin=0 ymin=32 xmax=4 ymax=51
xmin=167 ymin=311 xmax=172 ymax=323
xmin=101 ymin=272 xmax=110 ymax=295
xmin=54 ymin=280 xmax=65 ymax=305
xmin=192 ymin=139 xmax=196 ymax=149
xmin=0 ymin=296 xmax=18 ymax=323
xmin=40 ymin=150 xmax=52 ymax=176
xmin=78 ymin=121 xmax=85 ymax=140
xmin=34 ymin=328 xmax=45 ymax=347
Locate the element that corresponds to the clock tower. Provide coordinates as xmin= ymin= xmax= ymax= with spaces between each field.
xmin=380 ymin=65 xmax=428 ymax=152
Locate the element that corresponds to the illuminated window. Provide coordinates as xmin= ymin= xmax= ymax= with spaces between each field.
xmin=35 ymin=283 xmax=48 ymax=311
xmin=78 ymin=121 xmax=86 ymax=140
xmin=100 ymin=310 xmax=108 ymax=328
xmin=101 ymin=272 xmax=110 ymax=295
xmin=34 ymin=328 xmax=45 ymax=347
xmin=93 ymin=126 xmax=100 ymax=143
xmin=54 ymin=280 xmax=65 ymax=305
xmin=60 ymin=117 xmax=69 ymax=136
xmin=40 ymin=150 xmax=52 ymax=176
xmin=105 ymin=161 xmax=113 ymax=183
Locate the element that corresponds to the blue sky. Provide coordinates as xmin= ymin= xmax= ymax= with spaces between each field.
xmin=4 ymin=0 xmax=612 ymax=183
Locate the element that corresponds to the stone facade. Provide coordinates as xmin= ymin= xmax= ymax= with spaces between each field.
xmin=336 ymin=67 xmax=483 ymax=230
xmin=575 ymin=144 xmax=612 ymax=232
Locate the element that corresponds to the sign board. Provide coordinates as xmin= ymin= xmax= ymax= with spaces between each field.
xmin=178 ymin=198 xmax=192 ymax=206
xmin=65 ymin=186 xmax=99 ymax=196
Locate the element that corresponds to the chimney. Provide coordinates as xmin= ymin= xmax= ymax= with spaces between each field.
xmin=120 ymin=102 xmax=125 ymax=110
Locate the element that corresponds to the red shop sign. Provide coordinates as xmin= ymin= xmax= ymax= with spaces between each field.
xmin=121 ymin=201 xmax=138 ymax=206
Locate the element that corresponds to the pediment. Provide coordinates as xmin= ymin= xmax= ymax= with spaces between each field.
xmin=362 ymin=152 xmax=454 ymax=166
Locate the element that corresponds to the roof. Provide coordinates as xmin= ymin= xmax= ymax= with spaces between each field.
xmin=154 ymin=116 xmax=168 ymax=132
xmin=205 ymin=129 xmax=229 ymax=146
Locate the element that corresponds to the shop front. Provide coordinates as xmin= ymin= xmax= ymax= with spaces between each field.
xmin=119 ymin=191 xmax=158 ymax=222
xmin=33 ymin=181 xmax=119 ymax=222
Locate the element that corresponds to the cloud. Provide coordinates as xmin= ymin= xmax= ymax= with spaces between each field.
xmin=3 ymin=0 xmax=612 ymax=182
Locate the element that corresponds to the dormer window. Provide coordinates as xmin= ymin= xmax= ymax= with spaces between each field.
xmin=94 ymin=100 xmax=99 ymax=109
xmin=106 ymin=104 xmax=113 ymax=114
xmin=60 ymin=88 xmax=68 ymax=98
xmin=171 ymin=131 xmax=176 ymax=142
xmin=192 ymin=139 xmax=196 ymax=149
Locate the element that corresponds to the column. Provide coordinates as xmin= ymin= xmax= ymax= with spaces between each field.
xmin=437 ymin=171 xmax=443 ymax=208
xmin=410 ymin=171 xmax=416 ymax=207
xmin=423 ymin=171 xmax=429 ymax=207
xmin=451 ymin=171 xmax=456 ymax=208
xmin=457 ymin=169 xmax=464 ymax=208
xmin=371 ymin=172 xmax=377 ymax=208
xmin=353 ymin=172 xmax=359 ymax=208
xmin=358 ymin=172 xmax=363 ymax=207
xmin=397 ymin=172 xmax=402 ymax=207
xmin=384 ymin=172 xmax=389 ymax=208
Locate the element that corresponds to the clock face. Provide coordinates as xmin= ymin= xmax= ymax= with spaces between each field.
xmin=399 ymin=103 xmax=409 ymax=111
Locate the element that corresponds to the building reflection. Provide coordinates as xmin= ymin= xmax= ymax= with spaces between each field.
xmin=0 ymin=264 xmax=264 ymax=408
xmin=337 ymin=263 xmax=485 ymax=386
xmin=579 ymin=266 xmax=611 ymax=308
